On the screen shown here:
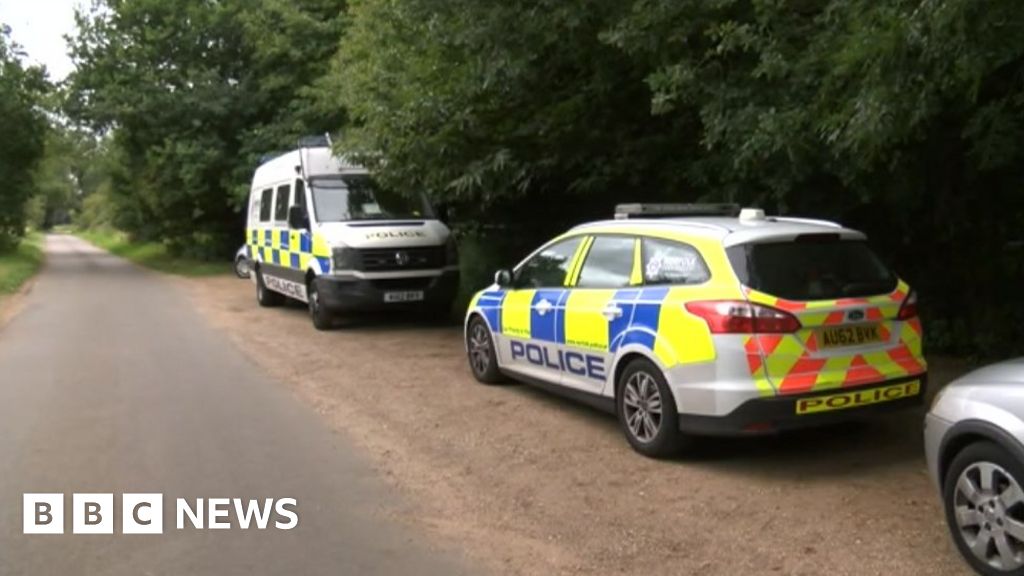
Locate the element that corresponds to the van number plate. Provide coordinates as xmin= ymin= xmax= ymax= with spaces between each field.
xmin=818 ymin=324 xmax=884 ymax=348
xmin=384 ymin=291 xmax=424 ymax=303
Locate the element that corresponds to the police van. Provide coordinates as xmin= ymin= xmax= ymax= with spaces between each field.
xmin=464 ymin=204 xmax=926 ymax=457
xmin=246 ymin=140 xmax=459 ymax=329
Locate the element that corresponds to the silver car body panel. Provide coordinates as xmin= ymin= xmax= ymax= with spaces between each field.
xmin=924 ymin=358 xmax=1024 ymax=488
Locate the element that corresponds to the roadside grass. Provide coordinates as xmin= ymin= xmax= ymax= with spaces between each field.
xmin=0 ymin=233 xmax=45 ymax=295
xmin=77 ymin=229 xmax=228 ymax=277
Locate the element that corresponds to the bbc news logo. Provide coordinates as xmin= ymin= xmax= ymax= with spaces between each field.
xmin=23 ymin=494 xmax=298 ymax=534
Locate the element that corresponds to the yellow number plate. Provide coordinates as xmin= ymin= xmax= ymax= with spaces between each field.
xmin=796 ymin=381 xmax=921 ymax=415
xmin=818 ymin=323 xmax=884 ymax=349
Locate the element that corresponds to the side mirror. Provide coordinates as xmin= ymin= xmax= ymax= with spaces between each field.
xmin=494 ymin=269 xmax=513 ymax=288
xmin=434 ymin=203 xmax=450 ymax=224
xmin=288 ymin=205 xmax=309 ymax=230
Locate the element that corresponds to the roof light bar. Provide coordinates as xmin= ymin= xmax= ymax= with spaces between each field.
xmin=614 ymin=203 xmax=742 ymax=220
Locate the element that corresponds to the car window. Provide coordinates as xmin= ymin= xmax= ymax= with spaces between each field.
xmin=643 ymin=238 xmax=710 ymax=285
xmin=259 ymin=188 xmax=273 ymax=223
xmin=274 ymin=184 xmax=291 ymax=222
xmin=576 ymin=236 xmax=635 ymax=289
xmin=726 ymin=237 xmax=896 ymax=300
xmin=515 ymin=237 xmax=583 ymax=288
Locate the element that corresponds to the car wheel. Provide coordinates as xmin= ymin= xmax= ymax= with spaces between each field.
xmin=466 ymin=316 xmax=504 ymax=384
xmin=234 ymin=256 xmax=250 ymax=279
xmin=616 ymin=358 xmax=691 ymax=458
xmin=944 ymin=441 xmax=1024 ymax=576
xmin=255 ymin=268 xmax=284 ymax=307
xmin=307 ymin=278 xmax=334 ymax=331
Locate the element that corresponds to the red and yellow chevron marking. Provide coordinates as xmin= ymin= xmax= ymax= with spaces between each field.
xmin=741 ymin=279 xmax=925 ymax=396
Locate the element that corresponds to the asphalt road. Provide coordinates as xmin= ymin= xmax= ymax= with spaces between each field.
xmin=0 ymin=235 xmax=468 ymax=575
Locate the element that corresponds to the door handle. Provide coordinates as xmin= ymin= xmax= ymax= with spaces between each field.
xmin=602 ymin=305 xmax=623 ymax=321
xmin=533 ymin=298 xmax=554 ymax=316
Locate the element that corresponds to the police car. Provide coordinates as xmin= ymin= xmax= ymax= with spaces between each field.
xmin=464 ymin=204 xmax=926 ymax=457
xmin=246 ymin=138 xmax=459 ymax=329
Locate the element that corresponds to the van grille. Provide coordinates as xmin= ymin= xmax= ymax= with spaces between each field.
xmin=358 ymin=247 xmax=445 ymax=271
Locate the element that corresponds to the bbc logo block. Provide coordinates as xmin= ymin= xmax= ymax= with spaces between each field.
xmin=22 ymin=494 xmax=297 ymax=534
xmin=23 ymin=494 xmax=63 ymax=534
xmin=24 ymin=493 xmax=163 ymax=535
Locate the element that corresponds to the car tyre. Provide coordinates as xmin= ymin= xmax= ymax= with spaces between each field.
xmin=943 ymin=441 xmax=1024 ymax=576
xmin=466 ymin=316 xmax=504 ymax=384
xmin=616 ymin=358 xmax=691 ymax=458
xmin=307 ymin=278 xmax=335 ymax=331
xmin=256 ymin=267 xmax=284 ymax=307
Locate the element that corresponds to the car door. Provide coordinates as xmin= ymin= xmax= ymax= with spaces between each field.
xmin=495 ymin=235 xmax=586 ymax=384
xmin=561 ymin=235 xmax=640 ymax=393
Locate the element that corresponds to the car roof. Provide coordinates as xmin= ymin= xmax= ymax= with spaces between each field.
xmin=570 ymin=216 xmax=866 ymax=247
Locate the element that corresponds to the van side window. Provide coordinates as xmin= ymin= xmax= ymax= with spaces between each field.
xmin=274 ymin=184 xmax=290 ymax=222
xmin=249 ymin=192 xmax=261 ymax=225
xmin=259 ymin=188 xmax=273 ymax=223
xmin=642 ymin=238 xmax=710 ymax=285
xmin=294 ymin=180 xmax=307 ymax=213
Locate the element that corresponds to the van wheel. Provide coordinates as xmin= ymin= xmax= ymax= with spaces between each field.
xmin=234 ymin=256 xmax=250 ymax=279
xmin=616 ymin=358 xmax=690 ymax=458
xmin=307 ymin=278 xmax=334 ymax=331
xmin=466 ymin=316 xmax=504 ymax=384
xmin=256 ymin=268 xmax=284 ymax=307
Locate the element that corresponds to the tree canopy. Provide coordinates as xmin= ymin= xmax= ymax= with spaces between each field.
xmin=0 ymin=26 xmax=48 ymax=250
xmin=58 ymin=0 xmax=1024 ymax=356
xmin=66 ymin=0 xmax=346 ymax=258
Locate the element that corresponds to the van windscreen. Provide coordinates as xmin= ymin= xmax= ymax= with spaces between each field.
xmin=726 ymin=238 xmax=897 ymax=301
xmin=310 ymin=176 xmax=434 ymax=222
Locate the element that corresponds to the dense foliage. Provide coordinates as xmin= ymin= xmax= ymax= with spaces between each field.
xmin=66 ymin=0 xmax=346 ymax=258
xmin=0 ymin=27 xmax=48 ymax=251
xmin=62 ymin=0 xmax=1024 ymax=356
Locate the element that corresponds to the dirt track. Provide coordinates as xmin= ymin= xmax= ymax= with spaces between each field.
xmin=183 ymin=274 xmax=972 ymax=576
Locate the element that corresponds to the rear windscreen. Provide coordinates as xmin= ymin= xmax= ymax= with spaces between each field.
xmin=726 ymin=237 xmax=897 ymax=301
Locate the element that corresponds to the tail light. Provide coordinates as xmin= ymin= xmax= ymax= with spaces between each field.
xmin=685 ymin=300 xmax=801 ymax=334
xmin=897 ymin=291 xmax=918 ymax=320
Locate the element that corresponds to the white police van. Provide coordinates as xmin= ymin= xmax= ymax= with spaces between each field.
xmin=246 ymin=138 xmax=459 ymax=329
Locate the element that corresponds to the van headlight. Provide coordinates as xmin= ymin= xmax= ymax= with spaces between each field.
xmin=445 ymin=236 xmax=459 ymax=265
xmin=332 ymin=247 xmax=358 ymax=271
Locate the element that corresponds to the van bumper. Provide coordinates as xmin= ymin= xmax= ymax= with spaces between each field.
xmin=677 ymin=374 xmax=927 ymax=436
xmin=317 ymin=270 xmax=459 ymax=313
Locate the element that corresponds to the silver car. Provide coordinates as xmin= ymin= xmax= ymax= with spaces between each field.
xmin=925 ymin=358 xmax=1024 ymax=575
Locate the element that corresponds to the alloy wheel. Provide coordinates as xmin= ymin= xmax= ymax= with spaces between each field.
xmin=622 ymin=371 xmax=662 ymax=443
xmin=954 ymin=460 xmax=1024 ymax=571
xmin=309 ymin=283 xmax=320 ymax=316
xmin=468 ymin=322 xmax=491 ymax=375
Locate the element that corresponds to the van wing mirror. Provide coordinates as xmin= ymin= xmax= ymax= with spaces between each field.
xmin=288 ymin=205 xmax=309 ymax=230
xmin=494 ymin=269 xmax=513 ymax=288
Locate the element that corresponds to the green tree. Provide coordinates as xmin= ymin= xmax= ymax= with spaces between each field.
xmin=66 ymin=0 xmax=346 ymax=258
xmin=0 ymin=26 xmax=48 ymax=251
xmin=331 ymin=0 xmax=695 ymax=236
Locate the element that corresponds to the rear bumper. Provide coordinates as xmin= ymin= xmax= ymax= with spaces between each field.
xmin=318 ymin=270 xmax=459 ymax=313
xmin=678 ymin=374 xmax=927 ymax=436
